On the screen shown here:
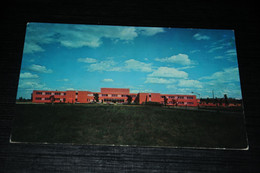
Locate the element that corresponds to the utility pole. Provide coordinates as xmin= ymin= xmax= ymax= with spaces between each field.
xmin=191 ymin=91 xmax=200 ymax=99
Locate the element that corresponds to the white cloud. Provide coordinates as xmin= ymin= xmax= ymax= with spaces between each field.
xmin=200 ymin=67 xmax=240 ymax=83
xmin=23 ymin=42 xmax=45 ymax=54
xmin=86 ymin=58 xmax=152 ymax=72
xmin=166 ymin=85 xmax=195 ymax=95
xmin=77 ymin=57 xmax=97 ymax=63
xmin=102 ymin=78 xmax=114 ymax=82
xmin=66 ymin=88 xmax=75 ymax=90
xmin=214 ymin=56 xmax=224 ymax=59
xmin=177 ymin=79 xmax=203 ymax=88
xmin=87 ymin=59 xmax=123 ymax=72
xmin=24 ymin=23 xmax=165 ymax=54
xmin=155 ymin=54 xmax=192 ymax=65
xmin=177 ymin=66 xmax=196 ymax=70
xmin=145 ymin=77 xmax=176 ymax=84
xmin=18 ymin=80 xmax=45 ymax=89
xmin=148 ymin=67 xmax=188 ymax=78
xmin=20 ymin=72 xmax=39 ymax=79
xmin=131 ymin=89 xmax=154 ymax=93
xmin=226 ymin=49 xmax=237 ymax=56
xmin=57 ymin=78 xmax=69 ymax=82
xmin=26 ymin=64 xmax=53 ymax=73
xmin=124 ymin=59 xmax=152 ymax=72
xmin=208 ymin=46 xmax=224 ymax=53
xmin=193 ymin=33 xmax=210 ymax=40
xmin=136 ymin=27 xmax=165 ymax=36
xmin=190 ymin=49 xmax=200 ymax=53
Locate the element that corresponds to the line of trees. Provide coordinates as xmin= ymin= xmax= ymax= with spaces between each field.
xmin=200 ymin=94 xmax=242 ymax=106
xmin=17 ymin=97 xmax=31 ymax=102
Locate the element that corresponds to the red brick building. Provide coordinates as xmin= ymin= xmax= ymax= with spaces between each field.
xmin=31 ymin=88 xmax=199 ymax=106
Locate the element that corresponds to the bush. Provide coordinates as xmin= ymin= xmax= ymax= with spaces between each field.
xmin=143 ymin=101 xmax=163 ymax=106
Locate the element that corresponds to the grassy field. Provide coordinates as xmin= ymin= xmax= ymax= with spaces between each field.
xmin=11 ymin=104 xmax=248 ymax=149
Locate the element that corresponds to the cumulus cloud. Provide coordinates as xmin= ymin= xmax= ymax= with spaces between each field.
xmin=25 ymin=64 xmax=53 ymax=73
xmin=136 ymin=27 xmax=165 ymax=36
xmin=155 ymin=54 xmax=192 ymax=65
xmin=102 ymin=78 xmax=114 ymax=82
xmin=24 ymin=23 xmax=165 ymax=53
xmin=87 ymin=59 xmax=123 ymax=72
xmin=124 ymin=59 xmax=152 ymax=72
xmin=86 ymin=58 xmax=152 ymax=72
xmin=18 ymin=80 xmax=45 ymax=89
xmin=77 ymin=57 xmax=97 ymax=63
xmin=23 ymin=42 xmax=45 ymax=54
xmin=200 ymin=67 xmax=240 ymax=83
xmin=148 ymin=67 xmax=188 ymax=78
xmin=20 ymin=72 xmax=39 ymax=79
xmin=57 ymin=78 xmax=69 ymax=82
xmin=145 ymin=77 xmax=176 ymax=84
xmin=193 ymin=33 xmax=210 ymax=40
xmin=177 ymin=79 xmax=203 ymax=88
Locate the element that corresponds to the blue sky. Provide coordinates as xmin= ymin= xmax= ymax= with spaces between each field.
xmin=17 ymin=22 xmax=242 ymax=99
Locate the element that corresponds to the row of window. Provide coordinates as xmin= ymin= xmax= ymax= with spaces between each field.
xmin=36 ymin=92 xmax=66 ymax=96
xmin=101 ymin=94 xmax=136 ymax=97
xmin=103 ymin=99 xmax=125 ymax=102
xmin=35 ymin=92 xmax=194 ymax=100
xmin=161 ymin=96 xmax=194 ymax=99
xmin=35 ymin=97 xmax=65 ymax=101
xmin=162 ymin=101 xmax=195 ymax=105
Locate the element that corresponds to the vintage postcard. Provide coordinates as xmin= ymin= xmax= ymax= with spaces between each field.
xmin=11 ymin=22 xmax=248 ymax=149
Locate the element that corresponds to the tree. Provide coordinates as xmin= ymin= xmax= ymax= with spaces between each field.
xmin=18 ymin=97 xmax=22 ymax=102
xmin=134 ymin=94 xmax=140 ymax=104
xmin=126 ymin=95 xmax=132 ymax=104
xmin=206 ymin=97 xmax=209 ymax=104
xmin=219 ymin=98 xmax=223 ymax=106
xmin=93 ymin=93 xmax=99 ymax=103
xmin=163 ymin=96 xmax=168 ymax=106
xmin=224 ymin=94 xmax=229 ymax=107
xmin=49 ymin=95 xmax=55 ymax=105
xmin=172 ymin=99 xmax=177 ymax=106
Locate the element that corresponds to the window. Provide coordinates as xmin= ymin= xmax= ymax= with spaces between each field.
xmin=45 ymin=97 xmax=51 ymax=100
xmin=121 ymin=95 xmax=127 ymax=97
xmin=112 ymin=94 xmax=118 ymax=97
xmin=131 ymin=95 xmax=136 ymax=97
xmin=178 ymin=102 xmax=184 ymax=104
xmin=36 ymin=97 xmax=41 ymax=100
xmin=55 ymin=98 xmax=60 ymax=100
xmin=149 ymin=94 xmax=151 ymax=97
xmin=187 ymin=102 xmax=194 ymax=104
xmin=168 ymin=96 xmax=175 ymax=98
xmin=178 ymin=96 xmax=184 ymax=99
xmin=187 ymin=96 xmax=193 ymax=99
xmin=161 ymin=96 xmax=165 ymax=98
xmin=75 ymin=98 xmax=78 ymax=102
xmin=76 ymin=92 xmax=78 ymax=95
xmin=36 ymin=92 xmax=42 ymax=95
xmin=55 ymin=93 xmax=61 ymax=95
xmin=63 ymin=93 xmax=66 ymax=95
xmin=102 ymin=94 xmax=108 ymax=97
xmin=46 ymin=92 xmax=51 ymax=95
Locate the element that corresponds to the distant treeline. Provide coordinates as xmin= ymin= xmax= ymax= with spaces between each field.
xmin=16 ymin=97 xmax=32 ymax=102
xmin=200 ymin=97 xmax=242 ymax=105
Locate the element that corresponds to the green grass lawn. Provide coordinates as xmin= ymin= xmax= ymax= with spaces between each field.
xmin=11 ymin=104 xmax=248 ymax=149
